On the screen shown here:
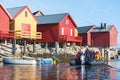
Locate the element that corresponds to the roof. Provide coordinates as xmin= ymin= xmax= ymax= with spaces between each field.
xmin=77 ymin=25 xmax=94 ymax=34
xmin=33 ymin=10 xmax=44 ymax=16
xmin=92 ymin=25 xmax=113 ymax=32
xmin=36 ymin=13 xmax=68 ymax=24
xmin=6 ymin=6 xmax=25 ymax=18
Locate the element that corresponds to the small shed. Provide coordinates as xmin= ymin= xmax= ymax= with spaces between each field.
xmin=91 ymin=24 xmax=118 ymax=47
xmin=77 ymin=25 xmax=95 ymax=46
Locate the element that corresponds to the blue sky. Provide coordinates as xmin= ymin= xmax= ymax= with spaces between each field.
xmin=0 ymin=0 xmax=120 ymax=46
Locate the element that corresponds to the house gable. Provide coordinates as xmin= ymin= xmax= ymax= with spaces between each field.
xmin=77 ymin=25 xmax=95 ymax=46
xmin=0 ymin=4 xmax=11 ymax=30
xmin=109 ymin=25 xmax=118 ymax=46
xmin=7 ymin=6 xmax=39 ymax=39
xmin=59 ymin=13 xmax=78 ymax=36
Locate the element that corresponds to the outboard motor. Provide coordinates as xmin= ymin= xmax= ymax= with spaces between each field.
xmin=51 ymin=56 xmax=60 ymax=63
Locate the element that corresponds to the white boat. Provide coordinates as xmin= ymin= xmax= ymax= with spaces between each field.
xmin=22 ymin=56 xmax=41 ymax=65
xmin=3 ymin=57 xmax=37 ymax=65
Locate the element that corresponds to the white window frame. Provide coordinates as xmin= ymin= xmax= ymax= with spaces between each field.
xmin=70 ymin=28 xmax=72 ymax=36
xmin=61 ymin=27 xmax=64 ymax=35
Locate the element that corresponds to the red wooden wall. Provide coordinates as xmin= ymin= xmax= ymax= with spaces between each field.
xmin=0 ymin=5 xmax=10 ymax=33
xmin=109 ymin=26 xmax=118 ymax=46
xmin=59 ymin=15 xmax=76 ymax=38
xmin=37 ymin=24 xmax=58 ymax=42
xmin=79 ymin=33 xmax=87 ymax=46
xmin=91 ymin=32 xmax=109 ymax=46
xmin=91 ymin=26 xmax=118 ymax=46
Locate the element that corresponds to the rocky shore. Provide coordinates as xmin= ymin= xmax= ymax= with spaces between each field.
xmin=0 ymin=43 xmax=119 ymax=63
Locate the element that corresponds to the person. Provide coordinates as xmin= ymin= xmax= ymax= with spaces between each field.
xmin=84 ymin=46 xmax=91 ymax=62
xmin=104 ymin=49 xmax=108 ymax=61
xmin=90 ymin=49 xmax=95 ymax=60
xmin=76 ymin=49 xmax=83 ymax=64
xmin=94 ymin=51 xmax=101 ymax=60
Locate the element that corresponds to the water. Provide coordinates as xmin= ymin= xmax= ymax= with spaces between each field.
xmin=0 ymin=60 xmax=120 ymax=80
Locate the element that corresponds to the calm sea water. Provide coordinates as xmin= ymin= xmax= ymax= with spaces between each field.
xmin=0 ymin=60 xmax=120 ymax=80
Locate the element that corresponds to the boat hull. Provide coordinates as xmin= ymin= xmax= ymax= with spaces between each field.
xmin=3 ymin=57 xmax=37 ymax=65
xmin=70 ymin=58 xmax=104 ymax=66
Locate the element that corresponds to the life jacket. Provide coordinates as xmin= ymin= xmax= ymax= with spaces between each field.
xmin=94 ymin=54 xmax=101 ymax=60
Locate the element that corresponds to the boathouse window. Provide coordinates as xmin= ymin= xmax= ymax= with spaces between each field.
xmin=21 ymin=23 xmax=31 ymax=35
xmin=62 ymin=27 xmax=64 ymax=35
xmin=66 ymin=19 xmax=69 ymax=25
xmin=25 ymin=11 xmax=28 ymax=17
xmin=70 ymin=29 xmax=72 ymax=36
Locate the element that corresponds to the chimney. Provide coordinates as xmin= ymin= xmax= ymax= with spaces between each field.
xmin=101 ymin=23 xmax=103 ymax=29
xmin=104 ymin=23 xmax=106 ymax=29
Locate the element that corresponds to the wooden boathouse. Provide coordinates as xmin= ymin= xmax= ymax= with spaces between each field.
xmin=4 ymin=5 xmax=42 ymax=54
xmin=35 ymin=13 xmax=82 ymax=53
xmin=91 ymin=24 xmax=118 ymax=47
xmin=77 ymin=23 xmax=118 ymax=47
xmin=77 ymin=25 xmax=95 ymax=46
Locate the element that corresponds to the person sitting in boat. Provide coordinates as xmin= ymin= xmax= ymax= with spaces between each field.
xmin=84 ymin=46 xmax=91 ymax=62
xmin=90 ymin=49 xmax=95 ymax=60
xmin=94 ymin=51 xmax=101 ymax=60
xmin=76 ymin=49 xmax=83 ymax=64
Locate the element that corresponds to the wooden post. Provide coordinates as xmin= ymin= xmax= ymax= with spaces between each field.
xmin=64 ymin=42 xmax=67 ymax=56
xmin=45 ymin=42 xmax=48 ymax=53
xmin=12 ymin=39 xmax=16 ymax=55
xmin=39 ymin=42 xmax=41 ymax=48
xmin=33 ymin=40 xmax=36 ymax=53
xmin=55 ymin=42 xmax=59 ymax=54
xmin=23 ymin=39 xmax=26 ymax=55
xmin=4 ymin=40 xmax=7 ymax=44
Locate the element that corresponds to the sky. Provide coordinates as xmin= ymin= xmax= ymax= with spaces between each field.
xmin=0 ymin=0 xmax=120 ymax=46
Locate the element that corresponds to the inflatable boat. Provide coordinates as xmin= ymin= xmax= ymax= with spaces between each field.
xmin=70 ymin=58 xmax=104 ymax=66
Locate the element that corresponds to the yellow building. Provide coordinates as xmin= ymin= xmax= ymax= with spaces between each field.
xmin=7 ymin=6 xmax=41 ymax=39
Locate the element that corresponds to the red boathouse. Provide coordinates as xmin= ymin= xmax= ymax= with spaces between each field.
xmin=35 ymin=13 xmax=82 ymax=52
xmin=77 ymin=25 xmax=95 ymax=46
xmin=91 ymin=24 xmax=118 ymax=47
xmin=77 ymin=23 xmax=118 ymax=47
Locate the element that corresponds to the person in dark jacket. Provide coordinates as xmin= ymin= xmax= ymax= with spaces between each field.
xmin=84 ymin=47 xmax=91 ymax=62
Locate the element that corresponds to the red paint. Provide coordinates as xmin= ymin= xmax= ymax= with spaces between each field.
xmin=0 ymin=4 xmax=13 ymax=39
xmin=91 ymin=32 xmax=109 ymax=46
xmin=78 ymin=25 xmax=95 ymax=46
xmin=0 ymin=5 xmax=10 ymax=32
xmin=91 ymin=25 xmax=118 ymax=46
xmin=109 ymin=25 xmax=118 ymax=46
xmin=37 ymin=13 xmax=82 ymax=43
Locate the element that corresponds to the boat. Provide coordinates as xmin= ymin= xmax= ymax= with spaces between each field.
xmin=3 ymin=57 xmax=37 ymax=65
xmin=22 ymin=56 xmax=41 ymax=65
xmin=70 ymin=58 xmax=82 ymax=65
xmin=70 ymin=58 xmax=104 ymax=66
xmin=22 ymin=56 xmax=57 ymax=65
xmin=84 ymin=60 xmax=104 ymax=65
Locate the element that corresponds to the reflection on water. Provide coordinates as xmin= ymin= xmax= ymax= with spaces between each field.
xmin=0 ymin=65 xmax=39 ymax=80
xmin=0 ymin=62 xmax=120 ymax=80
